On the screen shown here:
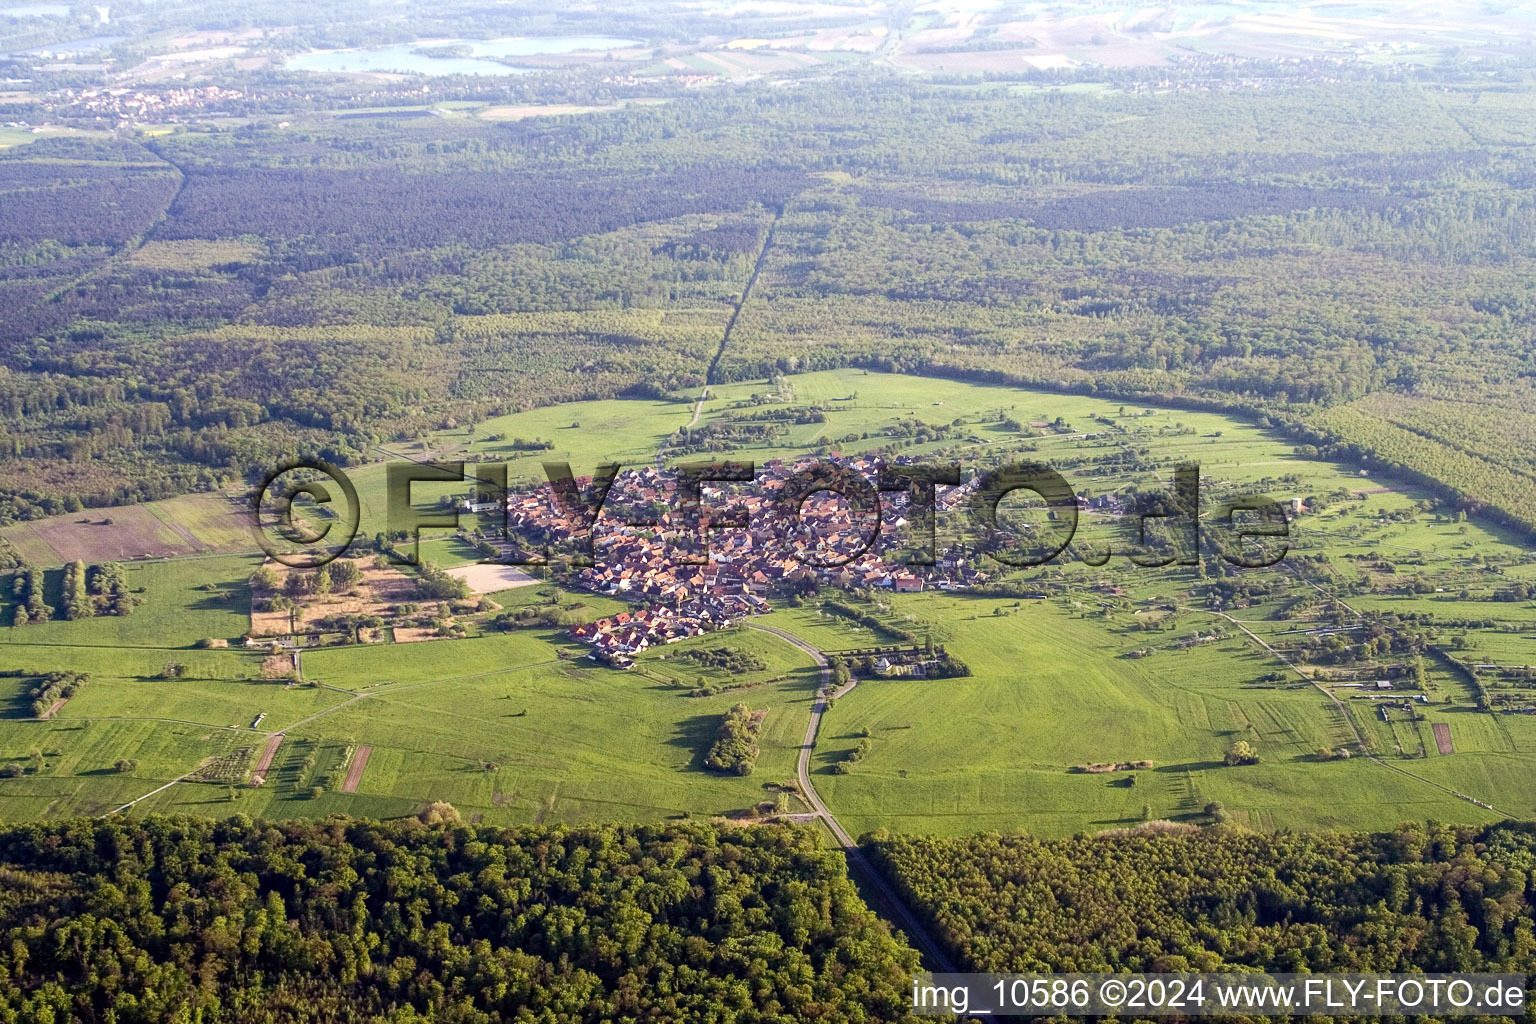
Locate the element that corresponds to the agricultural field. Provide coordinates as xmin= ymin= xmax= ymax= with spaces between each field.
xmin=0 ymin=555 xmax=260 ymax=648
xmin=807 ymin=592 xmax=1525 ymax=837
xmin=0 ymin=373 xmax=1534 ymax=835
xmin=0 ymin=493 xmax=255 ymax=566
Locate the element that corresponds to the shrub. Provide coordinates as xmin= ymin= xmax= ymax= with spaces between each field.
xmin=419 ymin=801 xmax=462 ymax=825
xmin=1224 ymin=740 xmax=1259 ymax=766
xmin=704 ymin=704 xmax=765 ymax=775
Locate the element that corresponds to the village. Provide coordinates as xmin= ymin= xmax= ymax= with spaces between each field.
xmin=492 ymin=457 xmax=994 ymax=667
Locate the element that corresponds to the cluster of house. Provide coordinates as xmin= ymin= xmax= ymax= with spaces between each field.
xmin=61 ymin=85 xmax=252 ymax=123
xmin=1077 ymin=492 xmax=1128 ymax=514
xmin=1337 ymin=680 xmax=1423 ymax=693
xmin=494 ymin=457 xmax=991 ymax=664
xmin=569 ymin=608 xmax=719 ymax=668
xmin=837 ymin=644 xmax=961 ymax=679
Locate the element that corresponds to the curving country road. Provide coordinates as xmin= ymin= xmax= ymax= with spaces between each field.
xmin=745 ymin=621 xmax=962 ymax=975
xmin=686 ymin=386 xmax=708 ymax=429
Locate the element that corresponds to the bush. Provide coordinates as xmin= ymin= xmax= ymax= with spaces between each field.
xmin=419 ymin=801 xmax=462 ymax=825
xmin=415 ymin=562 xmax=470 ymax=601
xmin=1224 ymin=740 xmax=1259 ymax=766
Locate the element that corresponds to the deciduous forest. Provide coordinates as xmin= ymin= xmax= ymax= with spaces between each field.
xmin=0 ymin=816 xmax=920 ymax=1023
xmin=868 ymin=821 xmax=1536 ymax=974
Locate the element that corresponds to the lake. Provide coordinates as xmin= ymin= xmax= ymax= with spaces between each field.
xmin=0 ymin=3 xmax=72 ymax=16
xmin=287 ymin=35 xmax=643 ymax=76
xmin=10 ymin=34 xmax=122 ymax=56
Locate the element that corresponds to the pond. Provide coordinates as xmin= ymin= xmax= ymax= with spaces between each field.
xmin=286 ymin=35 xmax=643 ymax=76
xmin=11 ymin=33 xmax=122 ymax=56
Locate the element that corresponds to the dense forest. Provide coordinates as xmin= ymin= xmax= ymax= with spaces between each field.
xmin=0 ymin=816 xmax=921 ymax=1023
xmin=867 ymin=821 xmax=1536 ymax=974
xmin=3 ymin=63 xmax=1536 ymax=537
xmin=3 ymin=815 xmax=1534 ymax=1021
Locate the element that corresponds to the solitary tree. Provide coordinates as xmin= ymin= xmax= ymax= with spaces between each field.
xmin=419 ymin=801 xmax=462 ymax=826
xmin=1224 ymin=740 xmax=1259 ymax=766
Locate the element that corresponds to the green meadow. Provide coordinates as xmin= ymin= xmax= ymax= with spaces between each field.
xmin=793 ymin=593 xmax=1526 ymax=836
xmin=122 ymin=642 xmax=822 ymax=826
xmin=0 ymin=371 xmax=1533 ymax=833
xmin=0 ymin=555 xmax=260 ymax=648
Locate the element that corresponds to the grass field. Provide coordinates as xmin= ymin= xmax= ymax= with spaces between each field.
xmin=0 ymin=555 xmax=260 ymax=648
xmin=0 ymin=620 xmax=823 ymax=823
xmin=1 ymin=370 xmax=1534 ymax=832
xmin=120 ymin=640 xmax=820 ymax=825
xmin=774 ymin=592 xmax=1532 ymax=835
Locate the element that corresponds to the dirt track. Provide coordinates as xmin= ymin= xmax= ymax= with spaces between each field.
xmin=341 ymin=744 xmax=372 ymax=793
xmin=1432 ymin=722 xmax=1454 ymax=755
xmin=249 ymin=733 xmax=284 ymax=786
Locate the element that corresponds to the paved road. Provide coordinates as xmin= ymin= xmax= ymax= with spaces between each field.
xmin=745 ymin=621 xmax=963 ymax=975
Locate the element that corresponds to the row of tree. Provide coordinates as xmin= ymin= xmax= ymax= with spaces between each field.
xmin=10 ymin=561 xmax=134 ymax=625
xmin=5 ymin=668 xmax=89 ymax=718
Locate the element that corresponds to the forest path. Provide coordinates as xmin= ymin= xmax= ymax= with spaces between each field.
xmin=28 ymin=144 xmax=188 ymax=313
xmin=704 ymin=206 xmax=783 ymax=387
xmin=658 ymin=206 xmax=784 ymax=468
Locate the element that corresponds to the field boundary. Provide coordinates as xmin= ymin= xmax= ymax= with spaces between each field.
xmin=249 ymin=733 xmax=284 ymax=786
xmin=341 ymin=744 xmax=372 ymax=793
xmin=1432 ymin=722 xmax=1454 ymax=755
